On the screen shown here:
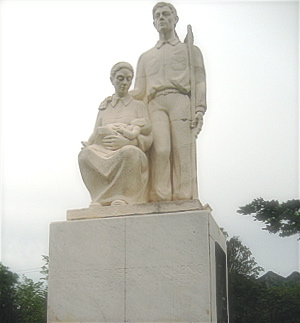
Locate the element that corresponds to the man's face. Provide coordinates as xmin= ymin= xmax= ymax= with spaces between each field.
xmin=111 ymin=68 xmax=133 ymax=98
xmin=153 ymin=6 xmax=177 ymax=33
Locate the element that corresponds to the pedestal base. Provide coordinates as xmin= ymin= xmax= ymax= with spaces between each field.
xmin=48 ymin=208 xmax=228 ymax=322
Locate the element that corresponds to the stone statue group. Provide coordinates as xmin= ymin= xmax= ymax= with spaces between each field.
xmin=78 ymin=2 xmax=206 ymax=207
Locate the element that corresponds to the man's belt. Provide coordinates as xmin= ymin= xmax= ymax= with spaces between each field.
xmin=148 ymin=88 xmax=184 ymax=102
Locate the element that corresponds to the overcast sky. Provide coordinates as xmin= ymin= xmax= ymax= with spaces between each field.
xmin=0 ymin=0 xmax=299 ymax=281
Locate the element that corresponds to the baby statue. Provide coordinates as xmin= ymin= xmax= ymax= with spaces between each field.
xmin=96 ymin=117 xmax=152 ymax=143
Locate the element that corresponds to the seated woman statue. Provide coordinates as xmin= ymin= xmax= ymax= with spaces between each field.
xmin=78 ymin=62 xmax=153 ymax=206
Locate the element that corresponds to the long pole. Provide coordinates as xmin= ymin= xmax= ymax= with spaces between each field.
xmin=186 ymin=24 xmax=198 ymax=199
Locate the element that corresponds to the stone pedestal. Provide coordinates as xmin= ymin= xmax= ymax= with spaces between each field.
xmin=48 ymin=203 xmax=228 ymax=322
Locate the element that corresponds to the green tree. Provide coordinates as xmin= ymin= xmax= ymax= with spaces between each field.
xmin=0 ymin=263 xmax=19 ymax=322
xmin=223 ymin=231 xmax=300 ymax=322
xmin=229 ymin=273 xmax=268 ymax=323
xmin=0 ymin=262 xmax=47 ymax=323
xmin=17 ymin=276 xmax=47 ymax=323
xmin=221 ymin=233 xmax=265 ymax=322
xmin=238 ymin=198 xmax=300 ymax=238
xmin=260 ymin=282 xmax=300 ymax=323
xmin=227 ymin=235 xmax=264 ymax=278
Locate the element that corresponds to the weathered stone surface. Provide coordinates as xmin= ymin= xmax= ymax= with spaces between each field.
xmin=48 ymin=210 xmax=227 ymax=322
xmin=67 ymin=199 xmax=207 ymax=220
xmin=47 ymin=217 xmax=125 ymax=322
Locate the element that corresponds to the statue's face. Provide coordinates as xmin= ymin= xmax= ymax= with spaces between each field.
xmin=111 ymin=68 xmax=133 ymax=98
xmin=153 ymin=6 xmax=177 ymax=33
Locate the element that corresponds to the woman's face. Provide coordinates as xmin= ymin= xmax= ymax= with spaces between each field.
xmin=111 ymin=68 xmax=133 ymax=98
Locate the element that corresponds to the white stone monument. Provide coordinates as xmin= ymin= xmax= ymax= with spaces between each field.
xmin=48 ymin=202 xmax=228 ymax=322
xmin=48 ymin=2 xmax=228 ymax=322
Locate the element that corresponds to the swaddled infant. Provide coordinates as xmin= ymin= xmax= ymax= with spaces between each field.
xmin=97 ymin=117 xmax=151 ymax=141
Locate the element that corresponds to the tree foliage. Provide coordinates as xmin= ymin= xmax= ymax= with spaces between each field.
xmin=222 ymin=233 xmax=264 ymax=322
xmin=17 ymin=276 xmax=47 ymax=323
xmin=260 ymin=282 xmax=300 ymax=323
xmin=238 ymin=198 xmax=300 ymax=238
xmin=222 ymin=232 xmax=300 ymax=322
xmin=0 ymin=262 xmax=47 ymax=323
xmin=0 ymin=263 xmax=19 ymax=322
xmin=227 ymin=236 xmax=264 ymax=279
xmin=229 ymin=273 xmax=266 ymax=323
xmin=229 ymin=274 xmax=300 ymax=323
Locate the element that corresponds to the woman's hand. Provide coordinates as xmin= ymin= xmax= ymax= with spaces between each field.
xmin=102 ymin=134 xmax=137 ymax=150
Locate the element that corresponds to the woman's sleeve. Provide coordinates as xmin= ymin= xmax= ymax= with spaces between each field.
xmin=86 ymin=99 xmax=108 ymax=145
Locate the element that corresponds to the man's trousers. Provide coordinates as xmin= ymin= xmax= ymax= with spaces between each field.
xmin=148 ymin=92 xmax=194 ymax=201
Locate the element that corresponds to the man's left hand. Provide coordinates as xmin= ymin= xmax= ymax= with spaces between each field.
xmin=191 ymin=111 xmax=204 ymax=137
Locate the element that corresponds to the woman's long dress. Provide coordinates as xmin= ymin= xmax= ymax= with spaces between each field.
xmin=78 ymin=94 xmax=152 ymax=206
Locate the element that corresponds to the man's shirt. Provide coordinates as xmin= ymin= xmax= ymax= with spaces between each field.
xmin=133 ymin=37 xmax=206 ymax=112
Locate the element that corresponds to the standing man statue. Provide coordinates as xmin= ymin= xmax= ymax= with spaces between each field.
xmin=133 ymin=2 xmax=206 ymax=202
